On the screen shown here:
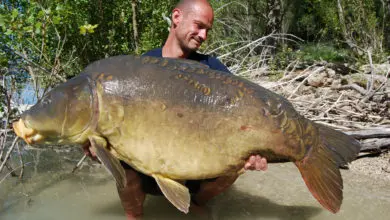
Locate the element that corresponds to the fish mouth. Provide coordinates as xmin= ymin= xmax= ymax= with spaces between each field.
xmin=13 ymin=119 xmax=44 ymax=145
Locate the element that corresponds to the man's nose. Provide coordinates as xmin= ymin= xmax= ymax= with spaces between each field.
xmin=199 ymin=29 xmax=207 ymax=41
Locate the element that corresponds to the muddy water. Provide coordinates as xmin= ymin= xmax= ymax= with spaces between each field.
xmin=0 ymin=147 xmax=389 ymax=220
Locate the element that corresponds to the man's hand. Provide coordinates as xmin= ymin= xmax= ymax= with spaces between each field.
xmin=244 ymin=155 xmax=268 ymax=171
xmin=82 ymin=142 xmax=99 ymax=162
xmin=192 ymin=155 xmax=267 ymax=206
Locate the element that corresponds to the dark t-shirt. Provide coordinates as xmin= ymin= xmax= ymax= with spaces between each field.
xmin=143 ymin=48 xmax=231 ymax=74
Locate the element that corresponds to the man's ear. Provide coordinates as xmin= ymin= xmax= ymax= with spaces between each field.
xmin=172 ymin=8 xmax=182 ymax=27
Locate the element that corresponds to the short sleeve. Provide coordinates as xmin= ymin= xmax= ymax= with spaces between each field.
xmin=142 ymin=48 xmax=163 ymax=57
xmin=208 ymin=57 xmax=231 ymax=74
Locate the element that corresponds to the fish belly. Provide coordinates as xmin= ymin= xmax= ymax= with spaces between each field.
xmin=105 ymin=100 xmax=288 ymax=180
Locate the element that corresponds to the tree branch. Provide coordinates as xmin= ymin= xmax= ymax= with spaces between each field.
xmin=0 ymin=136 xmax=19 ymax=173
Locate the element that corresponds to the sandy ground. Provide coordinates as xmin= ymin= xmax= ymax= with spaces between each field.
xmin=349 ymin=151 xmax=390 ymax=181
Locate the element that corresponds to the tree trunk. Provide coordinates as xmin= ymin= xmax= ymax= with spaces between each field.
xmin=384 ymin=0 xmax=390 ymax=50
xmin=131 ymin=0 xmax=139 ymax=54
xmin=336 ymin=0 xmax=359 ymax=51
xmin=265 ymin=0 xmax=282 ymax=35
xmin=265 ymin=0 xmax=283 ymax=54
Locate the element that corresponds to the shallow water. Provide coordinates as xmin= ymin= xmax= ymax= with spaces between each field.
xmin=0 ymin=147 xmax=389 ymax=220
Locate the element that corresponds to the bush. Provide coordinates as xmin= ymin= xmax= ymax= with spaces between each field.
xmin=270 ymin=43 xmax=351 ymax=69
xmin=298 ymin=43 xmax=351 ymax=63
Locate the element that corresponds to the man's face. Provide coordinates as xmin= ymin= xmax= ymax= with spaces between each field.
xmin=175 ymin=5 xmax=213 ymax=52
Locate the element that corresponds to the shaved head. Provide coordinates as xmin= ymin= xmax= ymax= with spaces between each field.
xmin=175 ymin=0 xmax=214 ymax=18
xmin=176 ymin=0 xmax=212 ymax=9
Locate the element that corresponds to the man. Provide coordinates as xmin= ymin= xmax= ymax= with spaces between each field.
xmin=144 ymin=0 xmax=267 ymax=176
xmin=84 ymin=1 xmax=267 ymax=219
xmin=143 ymin=0 xmax=230 ymax=72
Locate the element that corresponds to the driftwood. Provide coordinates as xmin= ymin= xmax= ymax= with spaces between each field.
xmin=343 ymin=129 xmax=390 ymax=154
xmin=359 ymin=138 xmax=390 ymax=152
xmin=345 ymin=128 xmax=390 ymax=139
xmin=266 ymin=63 xmax=390 ymax=159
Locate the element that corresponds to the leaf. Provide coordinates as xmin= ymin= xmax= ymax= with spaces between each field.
xmin=0 ymin=15 xmax=6 ymax=27
xmin=37 ymin=10 xmax=45 ymax=18
xmin=35 ymin=22 xmax=42 ymax=29
xmin=27 ymin=15 xmax=35 ymax=24
xmin=55 ymin=5 xmax=64 ymax=11
xmin=5 ymin=29 xmax=13 ymax=35
xmin=79 ymin=26 xmax=86 ymax=35
xmin=79 ymin=24 xmax=99 ymax=35
xmin=23 ymin=26 xmax=33 ymax=33
xmin=11 ymin=9 xmax=18 ymax=19
xmin=53 ymin=16 xmax=61 ymax=25
xmin=87 ymin=24 xmax=98 ymax=33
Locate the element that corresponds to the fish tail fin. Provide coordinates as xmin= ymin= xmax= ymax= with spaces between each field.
xmin=295 ymin=123 xmax=361 ymax=213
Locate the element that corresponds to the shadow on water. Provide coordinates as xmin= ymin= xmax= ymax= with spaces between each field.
xmin=0 ymin=146 xmax=113 ymax=211
xmin=96 ymin=183 xmax=321 ymax=220
xmin=212 ymin=185 xmax=321 ymax=220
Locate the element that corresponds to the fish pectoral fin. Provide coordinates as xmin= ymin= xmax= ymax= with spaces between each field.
xmin=89 ymin=136 xmax=126 ymax=189
xmin=152 ymin=174 xmax=190 ymax=214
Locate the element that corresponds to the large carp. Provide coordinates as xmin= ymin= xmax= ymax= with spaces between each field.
xmin=13 ymin=55 xmax=360 ymax=214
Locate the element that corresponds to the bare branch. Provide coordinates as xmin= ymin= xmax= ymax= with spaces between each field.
xmin=72 ymin=154 xmax=87 ymax=173
xmin=17 ymin=142 xmax=24 ymax=179
xmin=337 ymin=84 xmax=367 ymax=95
xmin=0 ymin=136 xmax=19 ymax=173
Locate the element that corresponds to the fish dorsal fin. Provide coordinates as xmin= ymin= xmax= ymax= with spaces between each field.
xmin=89 ymin=136 xmax=126 ymax=189
xmin=152 ymin=174 xmax=190 ymax=213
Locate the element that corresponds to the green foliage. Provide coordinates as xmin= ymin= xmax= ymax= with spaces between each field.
xmin=269 ymin=46 xmax=296 ymax=71
xmin=340 ymin=0 xmax=386 ymax=59
xmin=293 ymin=0 xmax=387 ymax=58
xmin=79 ymin=24 xmax=99 ymax=35
xmin=0 ymin=0 xmax=82 ymax=91
xmin=293 ymin=0 xmax=341 ymax=41
xmin=0 ymin=0 xmax=176 ymax=98
xmin=0 ymin=0 xmax=389 ymax=107
xmin=297 ymin=43 xmax=350 ymax=63
xmin=138 ymin=0 xmax=176 ymax=54
xmin=205 ymin=0 xmax=267 ymax=51
xmin=269 ymin=43 xmax=351 ymax=71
